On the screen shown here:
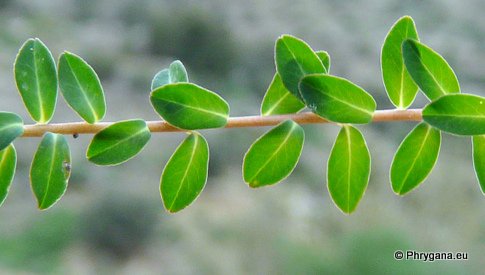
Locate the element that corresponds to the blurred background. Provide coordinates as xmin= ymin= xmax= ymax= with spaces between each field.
xmin=0 ymin=0 xmax=484 ymax=274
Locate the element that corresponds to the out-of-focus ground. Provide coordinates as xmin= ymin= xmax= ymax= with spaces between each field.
xmin=0 ymin=0 xmax=484 ymax=274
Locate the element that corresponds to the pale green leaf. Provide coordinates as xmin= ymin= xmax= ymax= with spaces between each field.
xmin=260 ymin=73 xmax=305 ymax=116
xmin=315 ymin=50 xmax=330 ymax=73
xmin=0 ymin=145 xmax=16 ymax=207
xmin=30 ymin=133 xmax=71 ymax=210
xmin=243 ymin=120 xmax=305 ymax=187
xmin=87 ymin=119 xmax=151 ymax=165
xmin=299 ymin=74 xmax=376 ymax=124
xmin=423 ymin=94 xmax=485 ymax=135
xmin=402 ymin=39 xmax=460 ymax=100
xmin=327 ymin=125 xmax=370 ymax=214
xmin=14 ymin=38 xmax=58 ymax=123
xmin=150 ymin=83 xmax=229 ymax=130
xmin=391 ymin=123 xmax=441 ymax=195
xmin=472 ymin=135 xmax=485 ymax=195
xmin=0 ymin=112 xmax=24 ymax=151
xmin=151 ymin=60 xmax=189 ymax=90
xmin=58 ymin=51 xmax=106 ymax=124
xmin=161 ymin=132 xmax=209 ymax=213
xmin=381 ymin=16 xmax=419 ymax=108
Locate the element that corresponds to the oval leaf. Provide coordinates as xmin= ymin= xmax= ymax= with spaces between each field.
xmin=472 ymin=135 xmax=485 ymax=195
xmin=423 ymin=94 xmax=485 ymax=135
xmin=402 ymin=39 xmax=460 ymax=100
xmin=391 ymin=123 xmax=441 ymax=195
xmin=315 ymin=50 xmax=330 ymax=73
xmin=151 ymin=60 xmax=188 ymax=90
xmin=87 ymin=119 xmax=151 ymax=165
xmin=0 ymin=112 xmax=24 ymax=151
xmin=243 ymin=120 xmax=305 ymax=187
xmin=30 ymin=133 xmax=71 ymax=210
xmin=381 ymin=16 xmax=419 ymax=108
xmin=150 ymin=83 xmax=229 ymax=130
xmin=0 ymin=145 xmax=17 ymax=207
xmin=275 ymin=35 xmax=325 ymax=101
xmin=261 ymin=73 xmax=305 ymax=116
xmin=14 ymin=38 xmax=58 ymax=123
xmin=161 ymin=132 xmax=209 ymax=213
xmin=58 ymin=51 xmax=106 ymax=124
xmin=299 ymin=74 xmax=376 ymax=124
xmin=327 ymin=125 xmax=370 ymax=214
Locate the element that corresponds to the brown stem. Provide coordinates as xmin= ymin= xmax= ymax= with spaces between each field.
xmin=21 ymin=109 xmax=422 ymax=137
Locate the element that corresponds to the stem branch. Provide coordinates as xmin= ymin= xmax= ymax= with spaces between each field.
xmin=21 ymin=109 xmax=422 ymax=137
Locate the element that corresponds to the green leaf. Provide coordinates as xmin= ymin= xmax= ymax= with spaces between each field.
xmin=275 ymin=35 xmax=325 ymax=101
xmin=87 ymin=119 xmax=151 ymax=165
xmin=58 ymin=51 xmax=106 ymax=124
xmin=243 ymin=120 xmax=304 ymax=187
xmin=150 ymin=83 xmax=229 ymax=130
xmin=151 ymin=60 xmax=188 ymax=90
xmin=390 ymin=123 xmax=441 ymax=195
xmin=402 ymin=39 xmax=460 ymax=100
xmin=260 ymin=73 xmax=305 ymax=116
xmin=30 ymin=133 xmax=71 ymax=210
xmin=299 ymin=74 xmax=376 ymax=124
xmin=381 ymin=16 xmax=419 ymax=109
xmin=327 ymin=125 xmax=370 ymax=214
xmin=422 ymin=94 xmax=485 ymax=135
xmin=472 ymin=135 xmax=485 ymax=195
xmin=161 ymin=132 xmax=209 ymax=213
xmin=14 ymin=38 xmax=58 ymax=123
xmin=0 ymin=145 xmax=17 ymax=207
xmin=315 ymin=50 xmax=330 ymax=73
xmin=0 ymin=112 xmax=24 ymax=151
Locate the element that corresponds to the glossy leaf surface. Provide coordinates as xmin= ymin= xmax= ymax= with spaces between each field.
xmin=161 ymin=133 xmax=209 ymax=213
xmin=472 ymin=135 xmax=485 ymax=195
xmin=391 ymin=123 xmax=441 ymax=195
xmin=0 ymin=112 xmax=24 ymax=151
xmin=261 ymin=73 xmax=305 ymax=116
xmin=423 ymin=94 xmax=485 ymax=135
xmin=151 ymin=83 xmax=229 ymax=130
xmin=402 ymin=39 xmax=460 ymax=100
xmin=14 ymin=38 xmax=57 ymax=123
xmin=275 ymin=35 xmax=325 ymax=101
xmin=30 ymin=133 xmax=71 ymax=210
xmin=299 ymin=74 xmax=376 ymax=124
xmin=0 ymin=145 xmax=17 ymax=207
xmin=327 ymin=126 xmax=370 ymax=214
xmin=151 ymin=60 xmax=188 ymax=90
xmin=243 ymin=120 xmax=304 ymax=188
xmin=87 ymin=120 xmax=151 ymax=165
xmin=58 ymin=51 xmax=106 ymax=124
xmin=381 ymin=16 xmax=419 ymax=108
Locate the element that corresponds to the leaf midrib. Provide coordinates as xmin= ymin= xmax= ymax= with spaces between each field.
xmin=40 ymin=135 xmax=58 ymax=208
xmin=154 ymin=97 xmax=226 ymax=119
xmin=32 ymin=42 xmax=46 ymax=122
xmin=89 ymin=127 xmax=148 ymax=159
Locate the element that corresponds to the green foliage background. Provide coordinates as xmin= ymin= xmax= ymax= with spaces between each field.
xmin=0 ymin=0 xmax=484 ymax=273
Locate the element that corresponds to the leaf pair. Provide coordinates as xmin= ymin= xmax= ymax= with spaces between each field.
xmin=14 ymin=38 xmax=106 ymax=124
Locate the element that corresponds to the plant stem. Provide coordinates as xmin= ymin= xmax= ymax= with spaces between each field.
xmin=22 ymin=109 xmax=422 ymax=137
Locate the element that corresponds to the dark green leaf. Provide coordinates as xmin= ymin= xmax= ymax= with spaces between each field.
xmin=151 ymin=60 xmax=189 ymax=90
xmin=243 ymin=120 xmax=304 ymax=187
xmin=30 ymin=133 xmax=71 ymax=210
xmin=402 ymin=39 xmax=460 ymax=100
xmin=58 ymin=51 xmax=106 ymax=124
xmin=150 ymin=83 xmax=229 ymax=130
xmin=315 ymin=50 xmax=330 ymax=73
xmin=391 ymin=123 xmax=441 ymax=195
xmin=0 ymin=112 xmax=24 ymax=151
xmin=14 ymin=38 xmax=58 ymax=123
xmin=161 ymin=132 xmax=209 ymax=213
xmin=381 ymin=16 xmax=419 ymax=108
xmin=87 ymin=119 xmax=151 ymax=165
xmin=299 ymin=74 xmax=376 ymax=124
xmin=423 ymin=94 xmax=485 ymax=135
xmin=275 ymin=35 xmax=325 ymax=101
xmin=327 ymin=125 xmax=370 ymax=214
xmin=472 ymin=135 xmax=485 ymax=195
xmin=260 ymin=73 xmax=305 ymax=116
xmin=0 ymin=145 xmax=16 ymax=207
